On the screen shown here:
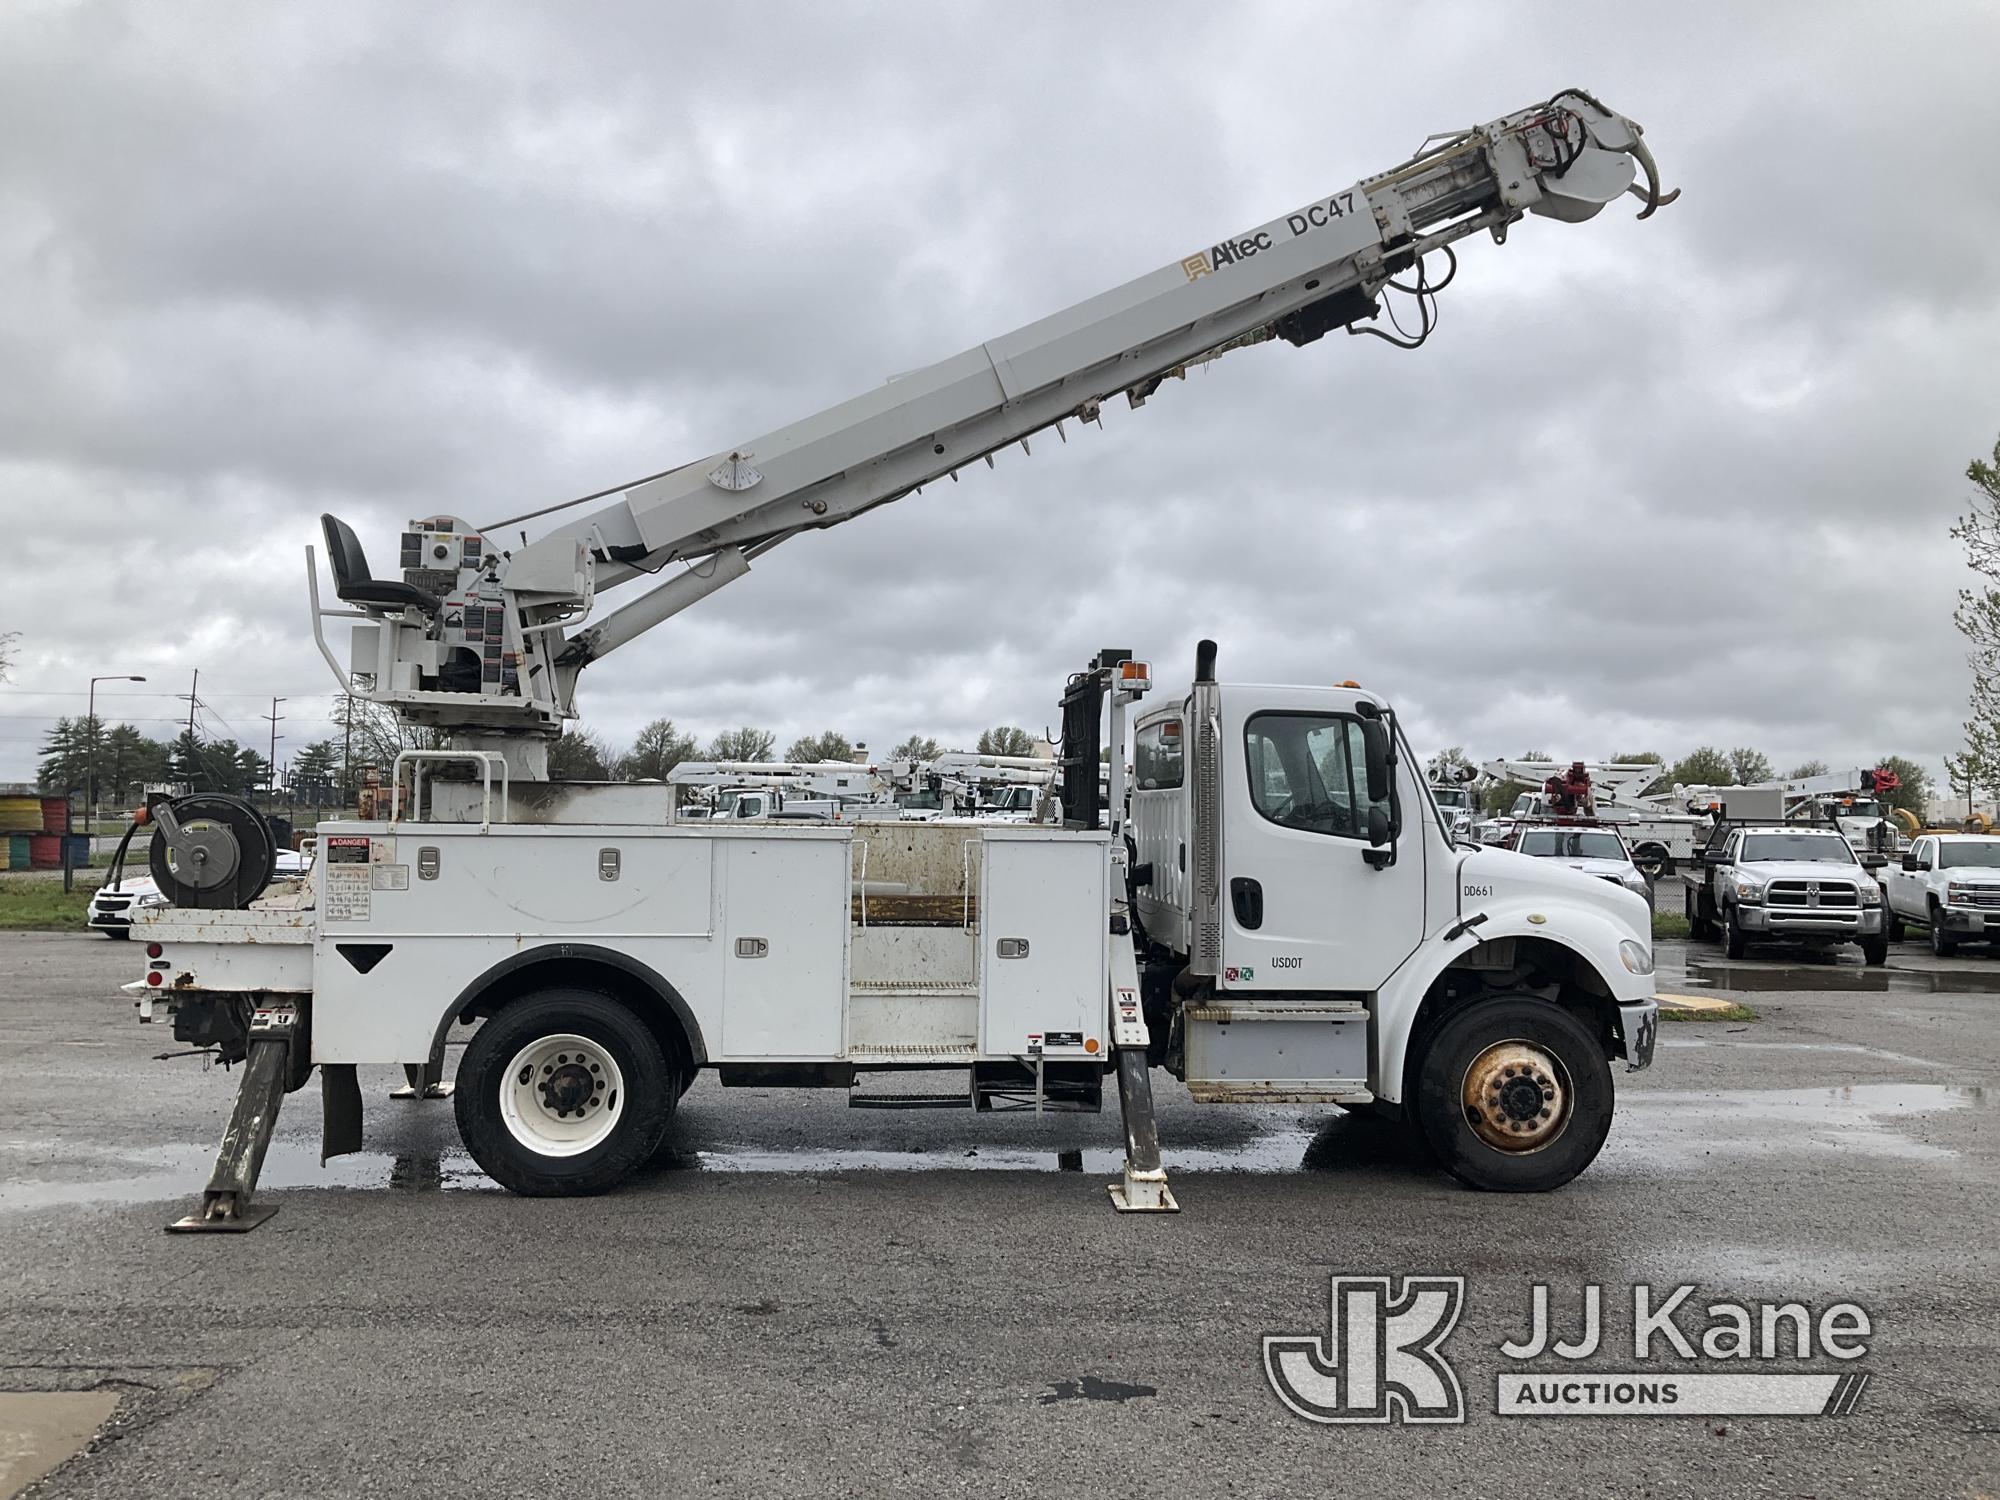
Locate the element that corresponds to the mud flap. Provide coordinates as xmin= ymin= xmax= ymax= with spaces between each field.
xmin=167 ymin=1003 xmax=299 ymax=1233
xmin=321 ymin=1063 xmax=363 ymax=1161
xmin=1108 ymin=1048 xmax=1178 ymax=1213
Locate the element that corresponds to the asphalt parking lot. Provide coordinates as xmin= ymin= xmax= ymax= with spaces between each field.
xmin=1 ymin=930 xmax=1996 ymax=1498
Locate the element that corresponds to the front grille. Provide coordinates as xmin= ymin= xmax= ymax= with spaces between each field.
xmin=1951 ymin=886 xmax=2000 ymax=909
xmin=1768 ymin=880 xmax=1858 ymax=909
xmin=94 ymin=896 xmax=132 ymax=913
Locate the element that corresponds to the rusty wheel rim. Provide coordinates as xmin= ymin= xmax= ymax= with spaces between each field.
xmin=1460 ymin=1039 xmax=1571 ymax=1153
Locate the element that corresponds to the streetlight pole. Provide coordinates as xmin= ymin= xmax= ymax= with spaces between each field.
xmin=86 ymin=674 xmax=147 ymax=831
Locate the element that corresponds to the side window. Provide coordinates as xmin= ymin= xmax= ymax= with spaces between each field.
xmin=1134 ymin=719 xmax=1184 ymax=790
xmin=1917 ymin=838 xmax=1932 ymax=865
xmin=1241 ymin=713 xmax=1389 ymax=840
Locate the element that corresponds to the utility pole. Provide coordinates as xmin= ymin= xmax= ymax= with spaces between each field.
xmin=175 ymin=668 xmax=200 ymax=790
xmin=341 ymin=695 xmax=353 ymax=813
xmin=262 ymin=696 xmax=287 ymax=800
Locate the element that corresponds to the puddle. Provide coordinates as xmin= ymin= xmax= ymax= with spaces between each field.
xmin=0 ymin=1140 xmax=499 ymax=1211
xmin=1617 ymin=1084 xmax=1985 ymax=1163
xmin=1 ymin=1087 xmax=1982 ymax=1209
xmin=1682 ymin=960 xmax=2000 ymax=995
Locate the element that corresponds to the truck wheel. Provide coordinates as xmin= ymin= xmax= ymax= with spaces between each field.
xmin=454 ymin=988 xmax=678 ymax=1196
xmin=1930 ymin=903 xmax=1959 ymax=958
xmin=1634 ymin=845 xmax=1671 ymax=880
xmin=1724 ymin=910 xmax=1748 ymax=960
xmin=1413 ymin=997 xmax=1614 ymax=1193
xmin=1861 ymin=935 xmax=1888 ymax=967
xmin=1887 ymin=915 xmax=1906 ymax=944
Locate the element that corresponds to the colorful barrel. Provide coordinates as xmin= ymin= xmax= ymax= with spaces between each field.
xmin=40 ymin=797 xmax=68 ymax=833
xmin=0 ymin=796 xmax=42 ymax=832
xmin=7 ymin=834 xmax=29 ymax=868
xmin=28 ymin=833 xmax=61 ymax=869
xmin=66 ymin=834 xmax=91 ymax=865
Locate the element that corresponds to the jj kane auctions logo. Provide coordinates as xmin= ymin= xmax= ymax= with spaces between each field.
xmin=1264 ymin=1277 xmax=1874 ymax=1422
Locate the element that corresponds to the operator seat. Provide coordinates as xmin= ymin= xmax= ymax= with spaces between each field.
xmin=321 ymin=514 xmax=443 ymax=616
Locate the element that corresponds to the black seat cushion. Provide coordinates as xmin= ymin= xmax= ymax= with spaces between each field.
xmin=321 ymin=513 xmax=441 ymax=615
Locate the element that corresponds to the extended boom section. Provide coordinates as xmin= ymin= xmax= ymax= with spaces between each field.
xmin=313 ymin=91 xmax=1673 ymax=768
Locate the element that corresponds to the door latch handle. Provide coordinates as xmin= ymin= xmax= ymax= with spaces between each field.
xmin=1230 ymin=876 xmax=1263 ymax=930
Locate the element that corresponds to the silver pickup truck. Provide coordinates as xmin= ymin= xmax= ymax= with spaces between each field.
xmin=1683 ymin=824 xmax=1887 ymax=965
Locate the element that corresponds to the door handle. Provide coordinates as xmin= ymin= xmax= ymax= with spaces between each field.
xmin=1230 ymin=876 xmax=1263 ymax=930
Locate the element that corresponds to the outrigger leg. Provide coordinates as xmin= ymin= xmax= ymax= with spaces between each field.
xmin=166 ymin=1002 xmax=299 ymax=1233
xmin=1109 ymin=1047 xmax=1178 ymax=1213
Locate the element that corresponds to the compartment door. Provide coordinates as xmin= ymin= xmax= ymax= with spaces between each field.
xmin=720 ymin=838 xmax=848 ymax=1058
xmin=978 ymin=835 xmax=1107 ymax=1056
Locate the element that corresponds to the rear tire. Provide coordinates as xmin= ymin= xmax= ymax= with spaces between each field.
xmin=1413 ymin=997 xmax=1614 ymax=1193
xmin=454 ymin=988 xmax=678 ymax=1196
xmin=1686 ymin=887 xmax=1715 ymax=941
xmin=1634 ymin=845 xmax=1671 ymax=881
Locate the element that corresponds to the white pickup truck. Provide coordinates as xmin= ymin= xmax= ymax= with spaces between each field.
xmin=1682 ymin=824 xmax=1888 ymax=965
xmin=1881 ymin=832 xmax=2000 ymax=956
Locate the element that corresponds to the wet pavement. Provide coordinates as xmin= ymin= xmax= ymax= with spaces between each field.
xmin=1 ymin=931 xmax=1997 ymax=1497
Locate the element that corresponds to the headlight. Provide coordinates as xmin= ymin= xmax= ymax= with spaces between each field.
xmin=1621 ymin=871 xmax=1648 ymax=894
xmin=1860 ymin=882 xmax=1883 ymax=905
xmin=1948 ymin=883 xmax=1974 ymax=904
xmin=1735 ymin=877 xmax=1766 ymax=903
xmin=138 ymin=892 xmax=168 ymax=908
xmin=1619 ymin=938 xmax=1654 ymax=975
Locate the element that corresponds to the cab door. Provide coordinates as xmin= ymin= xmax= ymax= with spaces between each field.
xmin=1218 ymin=691 xmax=1425 ymax=993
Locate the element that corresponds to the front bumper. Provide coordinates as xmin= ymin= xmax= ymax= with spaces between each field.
xmin=1736 ymin=904 xmax=1882 ymax=938
xmin=1619 ymin=997 xmax=1657 ymax=1072
xmin=1940 ymin=904 xmax=2000 ymax=934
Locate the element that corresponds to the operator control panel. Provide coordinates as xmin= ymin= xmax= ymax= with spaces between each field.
xmin=401 ymin=516 xmax=520 ymax=694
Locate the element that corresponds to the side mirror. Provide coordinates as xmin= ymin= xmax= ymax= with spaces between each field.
xmin=1919 ymin=858 xmax=1934 ymax=872
xmin=1901 ymin=852 xmax=1917 ymax=872
xmin=1367 ymin=806 xmax=1391 ymax=848
xmin=1360 ymin=720 xmax=1392 ymax=805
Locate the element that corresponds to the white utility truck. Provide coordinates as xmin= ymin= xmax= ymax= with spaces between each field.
xmin=1882 ymin=833 xmax=2000 ymax=956
xmin=124 ymin=89 xmax=1673 ymax=1230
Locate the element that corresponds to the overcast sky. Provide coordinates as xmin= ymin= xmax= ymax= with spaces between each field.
xmin=3 ymin=2 xmax=1997 ymax=792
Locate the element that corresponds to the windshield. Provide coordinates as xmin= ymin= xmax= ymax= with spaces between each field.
xmin=1517 ymin=830 xmax=1627 ymax=860
xmin=1741 ymin=833 xmax=1855 ymax=864
xmin=1432 ymin=787 xmax=1470 ymax=810
xmin=897 ymin=790 xmax=942 ymax=810
xmin=982 ymin=786 xmax=1036 ymax=812
xmin=1940 ymin=842 xmax=2000 ymax=869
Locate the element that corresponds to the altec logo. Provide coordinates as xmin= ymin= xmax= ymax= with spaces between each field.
xmin=1263 ymin=1277 xmax=1466 ymax=1424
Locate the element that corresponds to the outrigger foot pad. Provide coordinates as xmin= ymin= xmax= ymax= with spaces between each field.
xmin=167 ymin=1197 xmax=279 ymax=1234
xmin=1108 ymin=1171 xmax=1179 ymax=1213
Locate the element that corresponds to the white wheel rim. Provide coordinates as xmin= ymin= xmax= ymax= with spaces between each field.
xmin=497 ymin=1032 xmax=626 ymax=1157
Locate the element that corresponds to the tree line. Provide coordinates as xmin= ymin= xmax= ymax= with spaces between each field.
xmin=545 ymin=721 xmax=1038 ymax=780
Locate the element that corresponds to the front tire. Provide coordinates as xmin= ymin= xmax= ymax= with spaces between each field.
xmin=1860 ymin=935 xmax=1888 ymax=967
xmin=1725 ymin=908 xmax=1748 ymax=960
xmin=1930 ymin=904 xmax=1959 ymax=958
xmin=1413 ymin=997 xmax=1614 ymax=1193
xmin=454 ymin=989 xmax=678 ymax=1196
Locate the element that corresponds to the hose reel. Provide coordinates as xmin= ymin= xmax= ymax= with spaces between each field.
xmin=146 ymin=794 xmax=280 ymax=910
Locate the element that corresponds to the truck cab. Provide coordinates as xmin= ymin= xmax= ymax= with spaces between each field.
xmin=1129 ymin=671 xmax=1656 ymax=1191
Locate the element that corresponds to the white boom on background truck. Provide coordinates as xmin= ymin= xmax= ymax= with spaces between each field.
xmin=126 ymin=89 xmax=1673 ymax=1230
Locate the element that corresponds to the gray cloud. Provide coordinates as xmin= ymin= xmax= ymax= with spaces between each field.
xmin=2 ymin=0 xmax=1996 ymax=790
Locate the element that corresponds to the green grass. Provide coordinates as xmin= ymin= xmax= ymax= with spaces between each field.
xmin=1652 ymin=910 xmax=1690 ymax=940
xmin=0 ymin=879 xmax=94 ymax=931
